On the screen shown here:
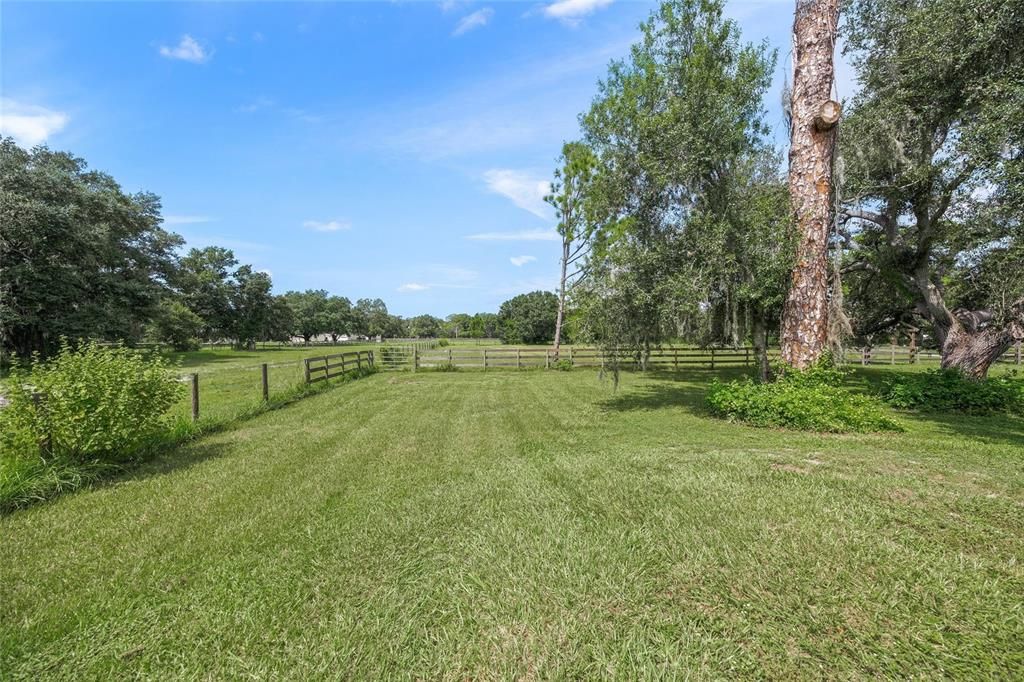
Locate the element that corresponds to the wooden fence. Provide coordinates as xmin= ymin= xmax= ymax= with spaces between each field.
xmin=378 ymin=342 xmax=1023 ymax=372
xmin=303 ymin=350 xmax=375 ymax=383
xmin=844 ymin=342 xmax=1021 ymax=366
xmin=400 ymin=346 xmax=759 ymax=371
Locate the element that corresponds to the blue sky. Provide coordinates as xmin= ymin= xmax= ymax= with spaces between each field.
xmin=1 ymin=0 xmax=839 ymax=317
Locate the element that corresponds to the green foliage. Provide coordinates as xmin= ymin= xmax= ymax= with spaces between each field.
xmin=0 ymin=341 xmax=183 ymax=464
xmin=434 ymin=362 xmax=458 ymax=372
xmin=408 ymin=314 xmax=443 ymax=338
xmin=574 ymin=0 xmax=783 ymax=357
xmin=0 ymin=139 xmax=183 ymax=357
xmin=707 ymin=359 xmax=901 ymax=433
xmin=150 ymin=298 xmax=203 ymax=351
xmin=554 ymin=358 xmax=573 ymax=371
xmin=498 ymin=291 xmax=559 ymax=345
xmin=839 ymin=0 xmax=1024 ymax=345
xmin=881 ymin=369 xmax=1024 ymax=415
xmin=437 ymin=338 xmax=450 ymax=347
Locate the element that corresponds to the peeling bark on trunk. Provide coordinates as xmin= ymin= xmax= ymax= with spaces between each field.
xmin=780 ymin=0 xmax=841 ymax=370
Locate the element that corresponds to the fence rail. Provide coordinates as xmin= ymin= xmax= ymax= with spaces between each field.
xmin=376 ymin=342 xmax=1022 ymax=372
xmin=303 ymin=350 xmax=375 ymax=383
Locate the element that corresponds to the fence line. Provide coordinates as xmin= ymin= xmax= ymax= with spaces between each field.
xmin=374 ymin=342 xmax=1022 ymax=372
xmin=303 ymin=350 xmax=375 ymax=384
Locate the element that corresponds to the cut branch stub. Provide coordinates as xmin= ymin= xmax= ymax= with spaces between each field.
xmin=813 ymin=100 xmax=841 ymax=131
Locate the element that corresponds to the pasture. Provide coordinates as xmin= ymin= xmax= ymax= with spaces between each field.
xmin=3 ymin=368 xmax=1022 ymax=678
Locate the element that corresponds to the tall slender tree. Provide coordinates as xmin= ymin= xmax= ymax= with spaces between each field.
xmin=779 ymin=0 xmax=842 ymax=370
xmin=546 ymin=142 xmax=598 ymax=357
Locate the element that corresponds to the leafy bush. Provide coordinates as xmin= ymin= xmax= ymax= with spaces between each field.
xmin=0 ymin=341 xmax=183 ymax=464
xmin=554 ymin=358 xmax=573 ymax=371
xmin=881 ymin=369 xmax=1024 ymax=414
xmin=437 ymin=338 xmax=450 ymax=347
xmin=706 ymin=358 xmax=901 ymax=433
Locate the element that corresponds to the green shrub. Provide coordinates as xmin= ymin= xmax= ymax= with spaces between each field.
xmin=554 ymin=358 xmax=573 ymax=371
xmin=881 ymin=369 xmax=1024 ymax=414
xmin=0 ymin=341 xmax=183 ymax=464
xmin=706 ymin=359 xmax=901 ymax=433
xmin=437 ymin=338 xmax=450 ymax=347
xmin=434 ymin=362 xmax=459 ymax=372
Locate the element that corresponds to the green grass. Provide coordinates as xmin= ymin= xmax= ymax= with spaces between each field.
xmin=2 ymin=368 xmax=1022 ymax=678
xmin=160 ymin=345 xmax=379 ymax=424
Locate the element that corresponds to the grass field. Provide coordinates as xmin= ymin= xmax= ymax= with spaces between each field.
xmin=3 ymin=368 xmax=1022 ymax=678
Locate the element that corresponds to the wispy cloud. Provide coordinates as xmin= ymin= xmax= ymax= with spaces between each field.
xmin=158 ymin=35 xmax=210 ymax=63
xmin=302 ymin=219 xmax=351 ymax=232
xmin=543 ymin=0 xmax=614 ymax=24
xmin=510 ymin=255 xmax=537 ymax=266
xmin=398 ymin=265 xmax=478 ymax=293
xmin=369 ymin=38 xmax=635 ymax=161
xmin=236 ymin=96 xmax=275 ymax=113
xmin=483 ymin=169 xmax=551 ymax=218
xmin=398 ymin=283 xmax=429 ymax=292
xmin=0 ymin=99 xmax=69 ymax=147
xmin=164 ymin=215 xmax=214 ymax=225
xmin=453 ymin=8 xmax=494 ymax=36
xmin=465 ymin=229 xmax=559 ymax=242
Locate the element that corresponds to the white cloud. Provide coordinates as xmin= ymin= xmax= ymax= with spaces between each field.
xmin=543 ymin=0 xmax=614 ymax=24
xmin=0 ymin=99 xmax=69 ymax=147
xmin=158 ymin=35 xmax=210 ymax=63
xmin=236 ymin=96 xmax=275 ymax=113
xmin=453 ymin=8 xmax=494 ymax=36
xmin=302 ymin=219 xmax=351 ymax=232
xmin=483 ymin=169 xmax=551 ymax=218
xmin=398 ymin=283 xmax=430 ymax=292
xmin=510 ymin=255 xmax=537 ymax=266
xmin=466 ymin=229 xmax=559 ymax=241
xmin=164 ymin=215 xmax=213 ymax=225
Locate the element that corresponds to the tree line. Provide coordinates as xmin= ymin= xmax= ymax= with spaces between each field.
xmin=0 ymin=140 xmax=561 ymax=358
xmin=544 ymin=0 xmax=1023 ymax=380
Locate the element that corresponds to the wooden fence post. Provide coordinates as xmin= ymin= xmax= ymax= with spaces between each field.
xmin=545 ymin=350 xmax=550 ymax=369
xmin=517 ymin=348 xmax=521 ymax=370
xmin=710 ymin=348 xmax=715 ymax=370
xmin=890 ymin=334 xmax=896 ymax=365
xmin=569 ymin=347 xmax=573 ymax=367
xmin=483 ymin=348 xmax=488 ymax=371
xmin=304 ymin=358 xmax=311 ymax=384
xmin=357 ymin=351 xmax=363 ymax=371
xmin=261 ymin=363 xmax=269 ymax=401
xmin=191 ymin=373 xmax=200 ymax=422
xmin=369 ymin=350 xmax=374 ymax=368
xmin=413 ymin=348 xmax=418 ymax=372
xmin=674 ymin=348 xmax=678 ymax=372
xmin=448 ymin=348 xmax=453 ymax=366
xmin=861 ymin=347 xmax=868 ymax=366
xmin=1017 ymin=340 xmax=1022 ymax=365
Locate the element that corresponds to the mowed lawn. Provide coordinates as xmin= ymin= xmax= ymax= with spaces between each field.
xmin=2 ymin=370 xmax=1023 ymax=678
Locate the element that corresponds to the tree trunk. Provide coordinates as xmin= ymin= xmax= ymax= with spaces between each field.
xmin=940 ymin=326 xmax=1013 ymax=379
xmin=751 ymin=308 xmax=772 ymax=383
xmin=780 ymin=0 xmax=842 ymax=370
xmin=553 ymin=237 xmax=570 ymax=359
